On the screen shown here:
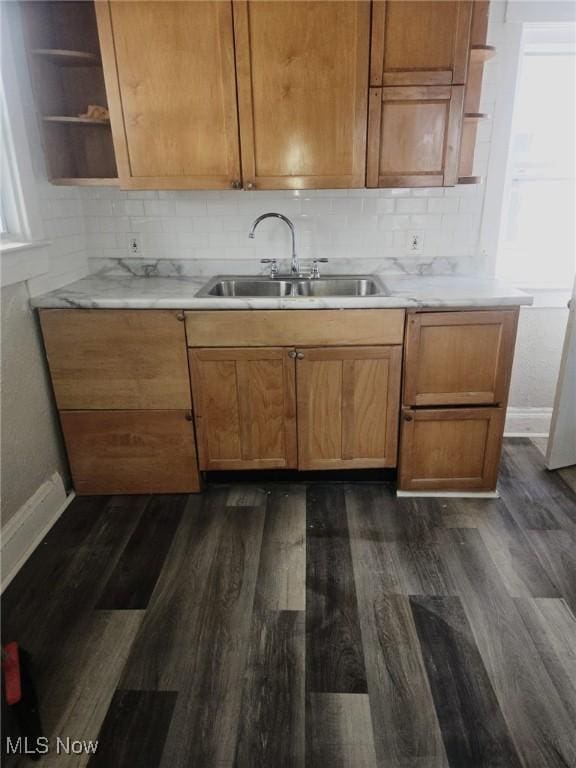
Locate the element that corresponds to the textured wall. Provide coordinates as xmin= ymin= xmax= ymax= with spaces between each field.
xmin=0 ymin=283 xmax=68 ymax=525
xmin=509 ymin=307 xmax=569 ymax=408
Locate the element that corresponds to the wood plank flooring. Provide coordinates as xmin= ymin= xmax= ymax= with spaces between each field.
xmin=2 ymin=438 xmax=575 ymax=767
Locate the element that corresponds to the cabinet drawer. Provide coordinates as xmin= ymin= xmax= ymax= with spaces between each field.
xmin=185 ymin=309 xmax=405 ymax=347
xmin=40 ymin=309 xmax=191 ymax=410
xmin=60 ymin=410 xmax=200 ymax=495
xmin=398 ymin=407 xmax=505 ymax=491
xmin=403 ymin=310 xmax=518 ymax=406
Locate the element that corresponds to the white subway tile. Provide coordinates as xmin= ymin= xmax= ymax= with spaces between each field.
xmin=409 ymin=214 xmax=442 ymax=229
xmin=458 ymin=196 xmax=483 ymax=214
xmin=129 ymin=217 xmax=164 ymax=233
xmin=143 ymin=200 xmax=176 ymax=216
xmin=207 ymin=198 xmax=240 ymax=215
xmin=162 ymin=217 xmax=197 ymax=234
xmin=302 ymin=198 xmax=332 ymax=215
xmin=378 ymin=214 xmax=411 ymax=230
xmin=178 ymin=232 xmax=210 ymax=248
xmin=395 ymin=198 xmax=428 ymax=214
xmin=331 ymin=198 xmax=363 ymax=215
xmin=83 ymin=199 xmax=113 ymax=216
xmin=427 ymin=197 xmax=460 ymax=213
xmin=346 ymin=214 xmax=378 ymax=231
xmin=173 ymin=199 xmax=209 ymax=217
xmin=126 ymin=190 xmax=159 ymax=200
xmin=87 ymin=233 xmax=118 ymax=250
xmin=374 ymin=198 xmax=395 ymax=214
xmin=411 ymin=187 xmax=444 ymax=197
xmin=124 ymin=200 xmax=145 ymax=216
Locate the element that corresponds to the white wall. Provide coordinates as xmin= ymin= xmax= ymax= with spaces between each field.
xmin=1 ymin=5 xmax=90 ymax=527
xmin=509 ymin=306 xmax=569 ymax=407
xmin=0 ymin=282 xmax=68 ymax=525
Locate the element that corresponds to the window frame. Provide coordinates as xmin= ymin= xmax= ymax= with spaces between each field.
xmin=0 ymin=3 xmax=51 ymax=286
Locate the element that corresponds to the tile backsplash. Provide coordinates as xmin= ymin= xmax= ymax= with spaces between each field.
xmin=82 ymin=184 xmax=488 ymax=278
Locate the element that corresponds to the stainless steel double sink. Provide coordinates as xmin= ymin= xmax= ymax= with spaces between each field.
xmin=196 ymin=275 xmax=387 ymax=298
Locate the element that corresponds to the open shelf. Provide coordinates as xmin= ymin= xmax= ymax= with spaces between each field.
xmin=43 ymin=115 xmax=110 ymax=125
xmin=21 ymin=1 xmax=118 ymax=185
xmin=32 ymin=48 xmax=100 ymax=67
xmin=470 ymin=45 xmax=496 ymax=63
xmin=51 ymin=177 xmax=119 ymax=186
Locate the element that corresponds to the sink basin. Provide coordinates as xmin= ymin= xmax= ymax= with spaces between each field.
xmin=197 ymin=275 xmax=387 ymax=298
xmin=295 ymin=278 xmax=380 ymax=297
xmin=204 ymin=279 xmax=293 ymax=297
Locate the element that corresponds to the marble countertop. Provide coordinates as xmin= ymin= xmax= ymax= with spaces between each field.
xmin=30 ymin=274 xmax=533 ymax=310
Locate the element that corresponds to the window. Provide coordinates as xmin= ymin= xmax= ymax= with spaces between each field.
xmin=496 ymin=24 xmax=576 ymax=290
xmin=1 ymin=78 xmax=29 ymax=245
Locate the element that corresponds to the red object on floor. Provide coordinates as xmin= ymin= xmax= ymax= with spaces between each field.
xmin=2 ymin=642 xmax=22 ymax=705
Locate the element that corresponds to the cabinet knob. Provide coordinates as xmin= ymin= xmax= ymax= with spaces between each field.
xmin=185 ymin=412 xmax=193 ymax=422
xmin=176 ymin=312 xmax=185 ymax=322
xmin=245 ymin=181 xmax=255 ymax=190
xmin=403 ymin=413 xmax=413 ymax=422
xmin=288 ymin=350 xmax=297 ymax=358
xmin=231 ymin=179 xmax=242 ymax=190
xmin=296 ymin=351 xmax=305 ymax=359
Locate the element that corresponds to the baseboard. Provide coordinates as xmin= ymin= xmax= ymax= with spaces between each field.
xmin=1 ymin=472 xmax=74 ymax=592
xmin=396 ymin=490 xmax=499 ymax=499
xmin=505 ymin=407 xmax=552 ymax=437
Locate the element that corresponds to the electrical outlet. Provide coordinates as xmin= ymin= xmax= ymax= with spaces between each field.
xmin=128 ymin=236 xmax=142 ymax=256
xmin=406 ymin=232 xmax=424 ymax=254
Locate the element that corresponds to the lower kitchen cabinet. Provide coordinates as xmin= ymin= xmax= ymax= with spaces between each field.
xmin=189 ymin=344 xmax=402 ymax=471
xmin=189 ymin=347 xmax=297 ymax=470
xmin=60 ymin=410 xmax=201 ymax=495
xmin=398 ymin=407 xmax=506 ymax=491
xmin=297 ymin=346 xmax=402 ymax=469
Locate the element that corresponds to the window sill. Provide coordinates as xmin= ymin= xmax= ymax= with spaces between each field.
xmin=0 ymin=238 xmax=50 ymax=255
xmin=0 ymin=240 xmax=51 ymax=288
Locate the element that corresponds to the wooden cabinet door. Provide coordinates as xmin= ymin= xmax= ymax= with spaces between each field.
xmin=233 ymin=0 xmax=370 ymax=189
xmin=61 ymin=410 xmax=200 ymax=494
xmin=297 ymin=346 xmax=402 ymax=470
xmin=189 ymin=348 xmax=297 ymax=470
xmin=370 ymin=0 xmax=472 ymax=86
xmin=398 ymin=407 xmax=505 ymax=491
xmin=39 ymin=309 xmax=191 ymax=410
xmin=367 ymin=85 xmax=464 ymax=187
xmin=404 ymin=310 xmax=518 ymax=407
xmin=96 ymin=1 xmax=241 ymax=189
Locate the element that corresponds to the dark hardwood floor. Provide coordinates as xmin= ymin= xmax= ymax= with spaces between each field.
xmin=2 ymin=438 xmax=576 ymax=767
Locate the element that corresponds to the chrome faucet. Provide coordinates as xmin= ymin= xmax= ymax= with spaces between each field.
xmin=248 ymin=212 xmax=299 ymax=275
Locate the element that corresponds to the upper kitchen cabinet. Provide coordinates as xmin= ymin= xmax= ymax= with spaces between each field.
xmin=95 ymin=1 xmax=241 ymax=190
xmin=370 ymin=0 xmax=473 ymax=87
xmin=19 ymin=1 xmax=117 ymax=184
xmin=232 ymin=0 xmax=370 ymax=189
xmin=367 ymin=84 xmax=465 ymax=187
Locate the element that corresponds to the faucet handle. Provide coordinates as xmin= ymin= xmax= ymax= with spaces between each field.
xmin=311 ymin=257 xmax=329 ymax=278
xmin=260 ymin=258 xmax=278 ymax=277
